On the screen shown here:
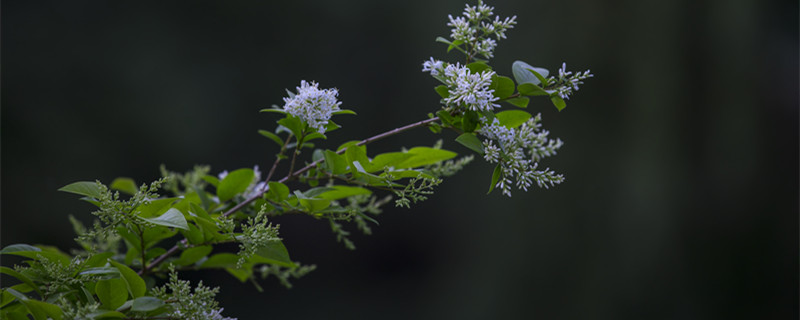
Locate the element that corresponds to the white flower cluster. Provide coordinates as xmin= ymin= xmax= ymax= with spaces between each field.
xmin=422 ymin=58 xmax=499 ymax=112
xmin=446 ymin=1 xmax=516 ymax=59
xmin=549 ymin=62 xmax=594 ymax=100
xmin=282 ymin=80 xmax=341 ymax=133
xmin=478 ymin=114 xmax=564 ymax=197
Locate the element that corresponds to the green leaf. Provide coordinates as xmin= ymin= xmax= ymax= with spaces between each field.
xmin=337 ymin=140 xmax=360 ymax=152
xmin=434 ymin=85 xmax=450 ymax=98
xmin=258 ymin=130 xmax=284 ymax=147
xmin=304 ymin=132 xmax=327 ymax=142
xmin=277 ymin=115 xmax=304 ymax=138
xmin=266 ymin=181 xmax=290 ymax=202
xmin=325 ymin=120 xmax=341 ymax=132
xmin=495 ymin=110 xmax=532 ymax=128
xmin=295 ymin=191 xmax=332 ymax=212
xmin=0 ymin=244 xmax=70 ymax=265
xmin=367 ymin=152 xmax=414 ymax=172
xmin=517 ymin=83 xmax=549 ymax=96
xmin=133 ymin=198 xmax=177 ymax=218
xmin=82 ymin=252 xmax=115 ymax=268
xmin=108 ymin=260 xmax=146 ymax=298
xmin=490 ymin=75 xmax=515 ymax=99
xmin=455 ymin=133 xmax=484 ymax=154
xmin=95 ymin=278 xmax=128 ymax=310
xmin=175 ymin=246 xmax=213 ymax=266
xmin=78 ymin=267 xmax=120 ymax=276
xmin=259 ymin=108 xmax=287 ymax=114
xmin=253 ymin=240 xmax=296 ymax=268
xmin=217 ymin=168 xmax=255 ymax=202
xmin=109 ymin=178 xmax=138 ymax=196
xmin=396 ymin=147 xmax=458 ymax=169
xmin=462 ymin=110 xmax=480 ymax=133
xmin=202 ymin=175 xmax=219 ymax=187
xmin=86 ymin=310 xmax=126 ymax=319
xmin=527 ymin=68 xmax=550 ymax=86
xmin=0 ymin=267 xmax=42 ymax=298
xmin=131 ymin=297 xmax=164 ymax=312
xmin=436 ymin=110 xmax=455 ymax=126
xmin=180 ymin=223 xmax=204 ymax=245
xmin=344 ymin=145 xmax=368 ymax=170
xmin=200 ymin=253 xmax=239 ymax=269
xmin=323 ymin=150 xmax=348 ymax=175
xmin=141 ymin=208 xmax=188 ymax=230
xmin=316 ymin=186 xmax=372 ymax=200
xmin=6 ymin=289 xmax=64 ymax=320
xmin=512 ymin=61 xmax=549 ymax=85
xmin=488 ymin=164 xmax=502 ymax=194
xmin=58 ymin=181 xmax=103 ymax=198
xmin=505 ymin=97 xmax=529 ymax=108
xmin=551 ymin=95 xmax=567 ymax=111
xmin=466 ymin=61 xmax=491 ymax=74
xmin=332 ymin=109 xmax=357 ymax=115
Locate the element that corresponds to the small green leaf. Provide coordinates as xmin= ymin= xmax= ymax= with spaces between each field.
xmin=490 ymin=75 xmax=515 ymax=99
xmin=175 ymin=246 xmax=213 ymax=266
xmin=325 ymin=121 xmax=341 ymax=132
xmin=434 ymin=85 xmax=450 ymax=98
xmin=266 ymin=181 xmax=290 ymax=202
xmin=217 ymin=168 xmax=255 ymax=202
xmin=200 ymin=253 xmax=239 ymax=269
xmin=505 ymin=97 xmax=530 ymax=108
xmin=517 ymin=83 xmax=549 ymax=96
xmin=495 ymin=110 xmax=532 ymax=128
xmin=344 ymin=145 xmax=368 ymax=169
xmin=133 ymin=198 xmax=177 ymax=218
xmin=95 ymin=278 xmax=128 ymax=310
xmin=180 ymin=223 xmax=204 ymax=245
xmin=304 ymin=132 xmax=327 ymax=142
xmin=131 ymin=297 xmax=164 ymax=312
xmin=259 ymin=108 xmax=287 ymax=114
xmin=86 ymin=310 xmax=126 ymax=319
xmin=455 ymin=133 xmax=484 ymax=154
xmin=58 ymin=181 xmax=103 ymax=198
xmin=258 ymin=130 xmax=284 ymax=147
xmin=396 ymin=147 xmax=458 ymax=169
xmin=512 ymin=61 xmax=549 ymax=85
xmin=202 ymin=175 xmax=219 ymax=187
xmin=488 ymin=164 xmax=502 ymax=194
xmin=253 ymin=240 xmax=296 ymax=268
xmin=551 ymin=95 xmax=567 ymax=111
xmin=141 ymin=208 xmax=189 ymax=230
xmin=0 ymin=244 xmax=70 ymax=265
xmin=108 ymin=260 xmax=146 ymax=298
xmin=466 ymin=61 xmax=491 ymax=74
xmin=367 ymin=152 xmax=414 ymax=172
xmin=323 ymin=150 xmax=347 ymax=175
xmin=277 ymin=115 xmax=304 ymax=138
xmin=109 ymin=178 xmax=138 ymax=196
xmin=295 ymin=191 xmax=332 ymax=212
xmin=316 ymin=186 xmax=372 ymax=200
xmin=462 ymin=110 xmax=480 ymax=133
xmin=0 ymin=267 xmax=42 ymax=298
xmin=332 ymin=109 xmax=357 ymax=115
xmin=527 ymin=68 xmax=550 ymax=86
xmin=78 ymin=267 xmax=120 ymax=276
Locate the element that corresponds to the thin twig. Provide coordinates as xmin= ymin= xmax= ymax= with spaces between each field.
xmin=140 ymin=116 xmax=440 ymax=274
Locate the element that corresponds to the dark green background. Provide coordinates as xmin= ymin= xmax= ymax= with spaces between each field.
xmin=2 ymin=0 xmax=797 ymax=318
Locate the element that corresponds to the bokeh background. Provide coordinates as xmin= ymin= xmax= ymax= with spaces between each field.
xmin=2 ymin=0 xmax=797 ymax=319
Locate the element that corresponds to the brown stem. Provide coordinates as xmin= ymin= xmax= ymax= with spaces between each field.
xmin=140 ymin=116 xmax=440 ymax=274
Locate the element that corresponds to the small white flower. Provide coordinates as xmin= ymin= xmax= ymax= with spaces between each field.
xmin=282 ymin=80 xmax=342 ymax=134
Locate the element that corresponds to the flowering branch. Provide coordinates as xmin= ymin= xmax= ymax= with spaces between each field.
xmin=141 ymin=116 xmax=441 ymax=274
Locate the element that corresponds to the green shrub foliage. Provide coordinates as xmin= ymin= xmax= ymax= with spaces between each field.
xmin=0 ymin=1 xmax=591 ymax=319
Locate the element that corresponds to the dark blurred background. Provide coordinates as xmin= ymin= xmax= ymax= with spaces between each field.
xmin=2 ymin=0 xmax=797 ymax=319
